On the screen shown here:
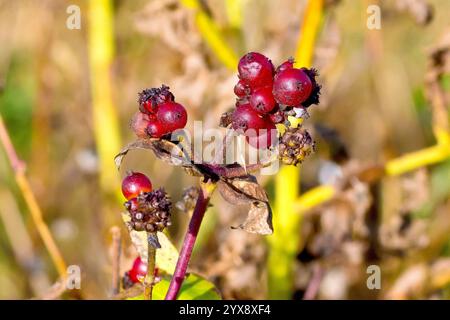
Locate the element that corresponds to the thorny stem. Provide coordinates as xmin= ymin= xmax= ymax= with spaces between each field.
xmin=165 ymin=181 xmax=216 ymax=300
xmin=0 ymin=115 xmax=68 ymax=279
xmin=144 ymin=232 xmax=157 ymax=300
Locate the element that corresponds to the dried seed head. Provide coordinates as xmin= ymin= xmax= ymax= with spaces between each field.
xmin=279 ymin=127 xmax=315 ymax=166
xmin=124 ymin=188 xmax=172 ymax=232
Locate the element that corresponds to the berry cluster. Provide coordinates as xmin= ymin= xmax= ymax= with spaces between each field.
xmin=122 ymin=172 xmax=172 ymax=233
xmin=228 ymin=52 xmax=320 ymax=150
xmin=131 ymin=85 xmax=187 ymax=139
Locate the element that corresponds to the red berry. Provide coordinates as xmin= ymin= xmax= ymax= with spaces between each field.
xmin=121 ymin=172 xmax=152 ymax=200
xmin=234 ymin=80 xmax=251 ymax=98
xmin=249 ymin=86 xmax=277 ymax=114
xmin=231 ymin=104 xmax=267 ymax=132
xmin=276 ymin=58 xmax=294 ymax=74
xmin=147 ymin=120 xmax=168 ymax=138
xmin=156 ymin=102 xmax=188 ymax=132
xmin=130 ymin=112 xmax=152 ymax=139
xmin=246 ymin=119 xmax=277 ymax=149
xmin=268 ymin=107 xmax=285 ymax=124
xmin=238 ymin=52 xmax=274 ymax=89
xmin=128 ymin=257 xmax=147 ymax=283
xmin=273 ymin=68 xmax=313 ymax=106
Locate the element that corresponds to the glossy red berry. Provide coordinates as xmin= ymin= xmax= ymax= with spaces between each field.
xmin=231 ymin=104 xmax=267 ymax=132
xmin=122 ymin=172 xmax=153 ymax=200
xmin=238 ymin=52 xmax=274 ymax=89
xmin=156 ymin=102 xmax=188 ymax=132
xmin=249 ymin=86 xmax=277 ymax=114
xmin=246 ymin=119 xmax=277 ymax=149
xmin=273 ymin=68 xmax=313 ymax=106
xmin=128 ymin=257 xmax=147 ymax=283
xmin=147 ymin=120 xmax=168 ymax=138
xmin=234 ymin=79 xmax=251 ymax=98
xmin=276 ymin=58 xmax=294 ymax=74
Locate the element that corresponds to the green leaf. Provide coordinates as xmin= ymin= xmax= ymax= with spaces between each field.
xmin=129 ymin=273 xmax=221 ymax=300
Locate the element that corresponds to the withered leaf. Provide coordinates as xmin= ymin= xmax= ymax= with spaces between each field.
xmin=114 ymin=138 xmax=190 ymax=170
xmin=233 ymin=201 xmax=273 ymax=235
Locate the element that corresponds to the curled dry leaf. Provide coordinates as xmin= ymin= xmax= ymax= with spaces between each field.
xmin=114 ymin=138 xmax=190 ymax=169
xmin=218 ymin=175 xmax=273 ymax=235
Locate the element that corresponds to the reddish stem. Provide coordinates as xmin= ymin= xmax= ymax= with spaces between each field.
xmin=165 ymin=183 xmax=214 ymax=300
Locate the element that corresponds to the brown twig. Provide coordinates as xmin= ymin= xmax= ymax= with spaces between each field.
xmin=0 ymin=115 xmax=67 ymax=279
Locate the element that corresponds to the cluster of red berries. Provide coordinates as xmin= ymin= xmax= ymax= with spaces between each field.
xmin=132 ymin=85 xmax=187 ymax=139
xmin=122 ymin=172 xmax=172 ymax=233
xmin=229 ymin=52 xmax=320 ymax=149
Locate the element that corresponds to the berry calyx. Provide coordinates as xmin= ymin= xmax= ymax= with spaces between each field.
xmin=128 ymin=257 xmax=147 ymax=283
xmin=273 ymin=68 xmax=313 ymax=106
xmin=275 ymin=58 xmax=294 ymax=74
xmin=147 ymin=120 xmax=168 ymax=138
xmin=249 ymin=86 xmax=277 ymax=114
xmin=268 ymin=107 xmax=286 ymax=124
xmin=231 ymin=104 xmax=268 ymax=132
xmin=234 ymin=79 xmax=251 ymax=98
xmin=156 ymin=101 xmax=188 ymax=132
xmin=238 ymin=52 xmax=274 ymax=89
xmin=122 ymin=172 xmax=153 ymax=200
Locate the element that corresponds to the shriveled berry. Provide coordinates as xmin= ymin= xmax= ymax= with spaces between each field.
xmin=231 ymin=104 xmax=267 ymax=132
xmin=156 ymin=102 xmax=188 ymax=132
xmin=246 ymin=119 xmax=277 ymax=149
xmin=128 ymin=257 xmax=147 ymax=283
xmin=122 ymin=172 xmax=153 ymax=200
xmin=238 ymin=52 xmax=274 ymax=89
xmin=273 ymin=68 xmax=313 ymax=106
xmin=234 ymin=80 xmax=251 ymax=98
xmin=147 ymin=120 xmax=168 ymax=138
xmin=268 ymin=106 xmax=286 ymax=124
xmin=276 ymin=58 xmax=294 ymax=74
xmin=130 ymin=112 xmax=151 ymax=139
xmin=249 ymin=86 xmax=277 ymax=114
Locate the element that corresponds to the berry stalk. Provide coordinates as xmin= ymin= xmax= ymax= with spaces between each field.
xmin=144 ymin=234 xmax=157 ymax=300
xmin=165 ymin=181 xmax=216 ymax=300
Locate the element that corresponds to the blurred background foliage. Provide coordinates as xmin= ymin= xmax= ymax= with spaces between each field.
xmin=0 ymin=0 xmax=450 ymax=299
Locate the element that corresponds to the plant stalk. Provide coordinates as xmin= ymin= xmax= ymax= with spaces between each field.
xmin=165 ymin=181 xmax=216 ymax=300
xmin=144 ymin=232 xmax=157 ymax=300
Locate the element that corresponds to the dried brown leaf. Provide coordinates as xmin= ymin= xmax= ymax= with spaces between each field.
xmin=233 ymin=201 xmax=273 ymax=235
